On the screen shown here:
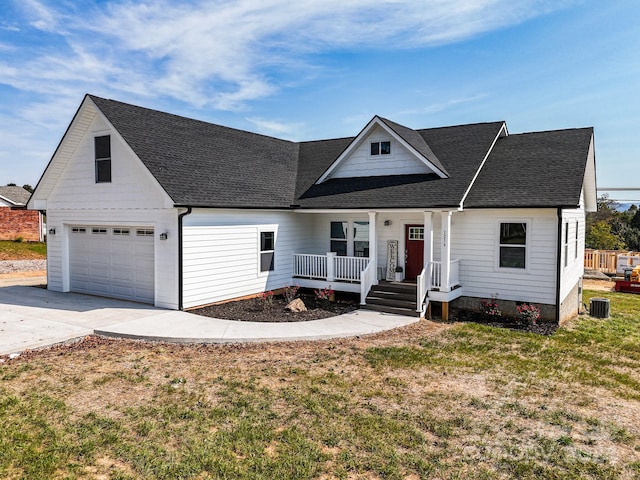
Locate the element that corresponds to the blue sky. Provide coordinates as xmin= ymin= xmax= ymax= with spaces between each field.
xmin=1 ymin=0 xmax=639 ymax=202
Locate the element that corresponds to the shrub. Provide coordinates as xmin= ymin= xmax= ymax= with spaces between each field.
xmin=260 ymin=290 xmax=274 ymax=309
xmin=283 ymin=284 xmax=300 ymax=303
xmin=314 ymin=286 xmax=334 ymax=308
xmin=517 ymin=303 xmax=540 ymax=326
xmin=480 ymin=293 xmax=501 ymax=318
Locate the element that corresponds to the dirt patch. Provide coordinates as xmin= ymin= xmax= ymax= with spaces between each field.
xmin=584 ymin=278 xmax=616 ymax=292
xmin=191 ymin=291 xmax=360 ymax=322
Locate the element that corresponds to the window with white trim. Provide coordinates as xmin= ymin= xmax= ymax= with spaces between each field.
xmin=95 ymin=135 xmax=111 ymax=183
xmin=408 ymin=226 xmax=424 ymax=240
xmin=91 ymin=227 xmax=107 ymax=235
xmin=330 ymin=221 xmax=370 ymax=257
xmin=113 ymin=228 xmax=130 ymax=236
xmin=260 ymin=231 xmax=275 ymax=272
xmin=353 ymin=221 xmax=370 ymax=257
xmin=499 ymin=222 xmax=527 ymax=269
xmin=330 ymin=221 xmax=348 ymax=256
xmin=71 ymin=227 xmax=86 ymax=234
xmin=370 ymin=141 xmax=391 ymax=156
xmin=575 ymin=221 xmax=579 ymax=260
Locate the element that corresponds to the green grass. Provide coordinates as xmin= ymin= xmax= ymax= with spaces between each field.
xmin=0 ymin=240 xmax=46 ymax=260
xmin=0 ymin=289 xmax=639 ymax=478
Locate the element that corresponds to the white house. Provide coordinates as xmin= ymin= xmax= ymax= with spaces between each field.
xmin=28 ymin=95 xmax=597 ymax=323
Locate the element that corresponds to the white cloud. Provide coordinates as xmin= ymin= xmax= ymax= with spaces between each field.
xmin=20 ymin=0 xmax=58 ymax=32
xmin=246 ymin=117 xmax=305 ymax=139
xmin=0 ymin=0 xmax=571 ymax=111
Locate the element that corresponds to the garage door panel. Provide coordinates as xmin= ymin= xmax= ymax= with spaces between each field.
xmin=70 ymin=225 xmax=154 ymax=304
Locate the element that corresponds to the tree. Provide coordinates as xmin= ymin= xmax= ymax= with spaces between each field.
xmin=585 ymin=221 xmax=625 ymax=250
xmin=22 ymin=184 xmax=33 ymax=193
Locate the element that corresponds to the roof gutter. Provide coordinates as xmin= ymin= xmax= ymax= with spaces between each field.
xmin=178 ymin=206 xmax=192 ymax=310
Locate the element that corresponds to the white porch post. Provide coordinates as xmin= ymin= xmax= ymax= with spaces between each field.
xmin=440 ymin=211 xmax=452 ymax=292
xmin=423 ymin=211 xmax=433 ymax=271
xmin=368 ymin=211 xmax=377 ymax=284
xmin=326 ymin=251 xmax=336 ymax=282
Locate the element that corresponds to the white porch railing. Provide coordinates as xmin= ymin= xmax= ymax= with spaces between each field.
xmin=360 ymin=260 xmax=377 ymax=305
xmin=335 ymin=256 xmax=369 ymax=281
xmin=293 ymin=253 xmax=369 ymax=283
xmin=293 ymin=254 xmax=327 ymax=279
xmin=429 ymin=259 xmax=461 ymax=290
xmin=416 ymin=263 xmax=432 ymax=314
xmin=418 ymin=259 xmax=462 ymax=312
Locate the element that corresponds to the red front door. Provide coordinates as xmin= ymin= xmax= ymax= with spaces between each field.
xmin=405 ymin=224 xmax=424 ymax=280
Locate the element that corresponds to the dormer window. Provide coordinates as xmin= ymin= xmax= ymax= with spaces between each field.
xmin=95 ymin=135 xmax=111 ymax=183
xmin=370 ymin=141 xmax=391 ymax=156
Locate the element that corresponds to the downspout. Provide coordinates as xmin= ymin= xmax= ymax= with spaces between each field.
xmin=555 ymin=207 xmax=563 ymax=323
xmin=178 ymin=207 xmax=192 ymax=310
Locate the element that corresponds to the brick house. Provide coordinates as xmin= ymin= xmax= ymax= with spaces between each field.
xmin=0 ymin=186 xmax=44 ymax=242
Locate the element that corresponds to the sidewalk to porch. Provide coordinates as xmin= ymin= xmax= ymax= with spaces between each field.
xmin=0 ymin=285 xmax=419 ymax=355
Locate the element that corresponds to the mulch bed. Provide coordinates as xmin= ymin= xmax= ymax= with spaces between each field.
xmin=450 ymin=309 xmax=558 ymax=335
xmin=191 ymin=291 xmax=360 ymax=322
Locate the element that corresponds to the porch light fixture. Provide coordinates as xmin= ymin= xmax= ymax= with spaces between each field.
xmin=48 ymin=228 xmax=56 ymax=235
xmin=384 ymin=220 xmax=392 ymax=226
xmin=160 ymin=232 xmax=168 ymax=240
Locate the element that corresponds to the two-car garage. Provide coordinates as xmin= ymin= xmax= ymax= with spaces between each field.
xmin=69 ymin=225 xmax=155 ymax=304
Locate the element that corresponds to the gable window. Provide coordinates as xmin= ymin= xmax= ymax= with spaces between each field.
xmin=260 ymin=231 xmax=275 ymax=272
xmin=370 ymin=141 xmax=391 ymax=156
xmin=330 ymin=221 xmax=348 ymax=256
xmin=499 ymin=222 xmax=527 ymax=269
xmin=95 ymin=135 xmax=111 ymax=183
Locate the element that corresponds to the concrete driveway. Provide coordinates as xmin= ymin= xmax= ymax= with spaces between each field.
xmin=0 ymin=285 xmax=195 ymax=355
xmin=0 ymin=284 xmax=419 ymax=356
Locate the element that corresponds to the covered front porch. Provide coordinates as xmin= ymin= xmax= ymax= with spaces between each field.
xmin=290 ymin=211 xmax=464 ymax=318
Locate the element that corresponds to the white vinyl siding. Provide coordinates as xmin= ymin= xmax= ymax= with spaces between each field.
xmin=181 ymin=209 xmax=313 ymax=309
xmin=42 ymin=111 xmax=173 ymax=211
xmin=559 ymin=208 xmax=585 ymax=303
xmin=451 ymin=209 xmax=558 ymax=305
xmin=328 ymin=126 xmax=433 ymax=179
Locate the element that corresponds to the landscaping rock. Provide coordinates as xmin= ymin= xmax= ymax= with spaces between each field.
xmin=285 ymin=298 xmax=307 ymax=312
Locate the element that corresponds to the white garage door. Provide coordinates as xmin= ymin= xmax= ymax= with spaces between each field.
xmin=69 ymin=226 xmax=154 ymax=304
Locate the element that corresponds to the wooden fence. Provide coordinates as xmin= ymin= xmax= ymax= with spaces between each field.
xmin=584 ymin=249 xmax=640 ymax=274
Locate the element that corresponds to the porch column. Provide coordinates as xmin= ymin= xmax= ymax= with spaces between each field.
xmin=326 ymin=252 xmax=336 ymax=282
xmin=423 ymin=211 xmax=433 ymax=273
xmin=440 ymin=211 xmax=452 ymax=293
xmin=368 ymin=211 xmax=377 ymax=284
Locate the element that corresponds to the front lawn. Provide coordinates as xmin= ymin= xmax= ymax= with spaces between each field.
xmin=1 ymin=289 xmax=639 ymax=479
xmin=0 ymin=240 xmax=46 ymax=260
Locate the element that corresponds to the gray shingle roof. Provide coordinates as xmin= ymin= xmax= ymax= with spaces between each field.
xmin=464 ymin=128 xmax=594 ymax=208
xmin=90 ymin=96 xmax=299 ymax=208
xmin=88 ymin=95 xmax=593 ymax=210
xmin=0 ymin=186 xmax=31 ymax=205
xmin=297 ymin=122 xmax=505 ymax=209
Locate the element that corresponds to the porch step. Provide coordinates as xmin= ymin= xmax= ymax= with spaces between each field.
xmin=363 ymin=304 xmax=421 ymax=317
xmin=363 ymin=282 xmax=420 ymax=317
